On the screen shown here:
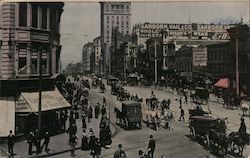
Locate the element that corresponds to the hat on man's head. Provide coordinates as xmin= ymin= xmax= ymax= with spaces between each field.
xmin=118 ymin=144 xmax=122 ymax=148
xmin=150 ymin=135 xmax=153 ymax=138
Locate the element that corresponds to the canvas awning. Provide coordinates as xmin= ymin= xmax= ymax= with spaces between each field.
xmin=16 ymin=88 xmax=71 ymax=113
xmin=214 ymin=78 xmax=230 ymax=88
xmin=0 ymin=97 xmax=15 ymax=137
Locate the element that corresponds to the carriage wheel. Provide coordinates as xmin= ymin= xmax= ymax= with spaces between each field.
xmin=190 ymin=127 xmax=196 ymax=140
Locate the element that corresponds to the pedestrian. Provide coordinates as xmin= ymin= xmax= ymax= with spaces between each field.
xmin=88 ymin=105 xmax=93 ymax=122
xmin=82 ymin=115 xmax=87 ymax=129
xmin=91 ymin=138 xmax=101 ymax=158
xmin=147 ymin=135 xmax=155 ymax=158
xmin=179 ymin=97 xmax=182 ymax=109
xmin=184 ymin=94 xmax=188 ymax=104
xmin=67 ymin=123 xmax=77 ymax=141
xmin=114 ymin=144 xmax=127 ymax=158
xmin=69 ymin=134 xmax=78 ymax=157
xmin=41 ymin=131 xmax=50 ymax=153
xmin=61 ymin=111 xmax=67 ymax=130
xmin=34 ymin=129 xmax=41 ymax=155
xmin=26 ymin=131 xmax=34 ymax=155
xmin=103 ymin=96 xmax=106 ymax=106
xmin=7 ymin=130 xmax=15 ymax=156
xmin=89 ymin=133 xmax=97 ymax=157
xmin=179 ymin=108 xmax=185 ymax=121
xmin=95 ymin=103 xmax=100 ymax=119
xmin=101 ymin=105 xmax=107 ymax=116
xmin=81 ymin=129 xmax=89 ymax=151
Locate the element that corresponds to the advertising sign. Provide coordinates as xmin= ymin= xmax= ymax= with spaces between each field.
xmin=193 ymin=47 xmax=207 ymax=66
xmin=135 ymin=23 xmax=234 ymax=41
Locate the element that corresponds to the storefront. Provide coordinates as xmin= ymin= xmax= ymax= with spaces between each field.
xmin=15 ymin=87 xmax=71 ymax=135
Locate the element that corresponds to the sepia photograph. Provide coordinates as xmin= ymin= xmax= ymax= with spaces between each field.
xmin=0 ymin=0 xmax=250 ymax=157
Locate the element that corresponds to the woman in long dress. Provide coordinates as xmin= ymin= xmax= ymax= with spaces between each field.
xmin=81 ymin=129 xmax=89 ymax=150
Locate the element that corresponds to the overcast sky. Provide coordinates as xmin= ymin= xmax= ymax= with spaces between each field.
xmin=60 ymin=1 xmax=248 ymax=68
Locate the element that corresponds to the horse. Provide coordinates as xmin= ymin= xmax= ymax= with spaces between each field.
xmin=228 ymin=131 xmax=250 ymax=157
xmin=114 ymin=107 xmax=125 ymax=125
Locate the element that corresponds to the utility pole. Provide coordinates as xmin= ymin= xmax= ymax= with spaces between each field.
xmin=154 ymin=40 xmax=158 ymax=85
xmin=236 ymin=37 xmax=240 ymax=97
xmin=38 ymin=46 xmax=42 ymax=132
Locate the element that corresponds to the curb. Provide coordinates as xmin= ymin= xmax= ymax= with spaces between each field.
xmin=28 ymin=122 xmax=119 ymax=158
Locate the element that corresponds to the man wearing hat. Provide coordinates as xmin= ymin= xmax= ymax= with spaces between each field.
xmin=114 ymin=144 xmax=126 ymax=158
xmin=147 ymin=135 xmax=155 ymax=158
xmin=239 ymin=117 xmax=247 ymax=135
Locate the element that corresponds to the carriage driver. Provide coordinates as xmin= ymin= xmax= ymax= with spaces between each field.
xmin=238 ymin=117 xmax=247 ymax=135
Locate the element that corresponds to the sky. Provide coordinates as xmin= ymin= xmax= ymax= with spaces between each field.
xmin=60 ymin=1 xmax=249 ymax=69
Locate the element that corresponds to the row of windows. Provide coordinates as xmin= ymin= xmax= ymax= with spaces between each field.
xmin=18 ymin=44 xmax=48 ymax=75
xmin=19 ymin=3 xmax=48 ymax=29
xmin=208 ymin=49 xmax=228 ymax=61
xmin=209 ymin=64 xmax=227 ymax=74
xmin=106 ymin=4 xmax=129 ymax=10
xmin=106 ymin=15 xmax=129 ymax=20
xmin=175 ymin=61 xmax=192 ymax=72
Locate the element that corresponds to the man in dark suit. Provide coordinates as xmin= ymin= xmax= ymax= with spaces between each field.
xmin=8 ymin=130 xmax=15 ymax=156
xmin=147 ymin=135 xmax=155 ymax=158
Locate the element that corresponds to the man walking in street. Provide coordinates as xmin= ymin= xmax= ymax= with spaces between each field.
xmin=179 ymin=97 xmax=182 ymax=109
xmin=179 ymin=108 xmax=185 ymax=121
xmin=41 ymin=131 xmax=50 ymax=153
xmin=7 ymin=130 xmax=15 ymax=156
xmin=114 ymin=144 xmax=126 ymax=158
xmin=184 ymin=94 xmax=188 ymax=104
xmin=34 ymin=129 xmax=41 ymax=155
xmin=95 ymin=103 xmax=100 ymax=119
xmin=147 ymin=135 xmax=155 ymax=158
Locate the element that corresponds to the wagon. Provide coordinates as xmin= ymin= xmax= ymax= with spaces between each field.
xmin=189 ymin=116 xmax=228 ymax=155
xmin=122 ymin=101 xmax=142 ymax=129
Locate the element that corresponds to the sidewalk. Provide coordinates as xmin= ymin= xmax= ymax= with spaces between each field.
xmin=0 ymin=111 xmax=117 ymax=158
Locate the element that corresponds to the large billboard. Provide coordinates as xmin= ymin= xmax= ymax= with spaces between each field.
xmin=192 ymin=47 xmax=207 ymax=66
xmin=134 ymin=23 xmax=235 ymax=41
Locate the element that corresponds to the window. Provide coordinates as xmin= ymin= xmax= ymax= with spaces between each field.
xmin=31 ymin=50 xmax=38 ymax=74
xmin=126 ymin=6 xmax=129 ymax=9
xmin=19 ymin=3 xmax=27 ymax=27
xmin=18 ymin=44 xmax=27 ymax=74
xmin=126 ymin=31 xmax=129 ymax=34
xmin=42 ymin=51 xmax=47 ymax=74
xmin=121 ymin=5 xmax=124 ymax=9
xmin=117 ymin=21 xmax=119 ymax=25
xmin=42 ymin=7 xmax=47 ymax=29
xmin=112 ymin=21 xmax=114 ymax=25
xmin=107 ymin=30 xmax=109 ymax=34
xmin=107 ymin=16 xmax=110 ymax=20
xmin=117 ymin=16 xmax=119 ymax=20
xmin=111 ymin=5 xmax=115 ymax=9
xmin=32 ymin=5 xmax=38 ymax=28
xmin=121 ymin=21 xmax=124 ymax=25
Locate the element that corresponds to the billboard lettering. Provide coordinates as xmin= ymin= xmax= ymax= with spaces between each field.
xmin=193 ymin=47 xmax=207 ymax=66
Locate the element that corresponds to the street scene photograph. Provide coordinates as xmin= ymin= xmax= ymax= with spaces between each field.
xmin=1 ymin=0 xmax=250 ymax=158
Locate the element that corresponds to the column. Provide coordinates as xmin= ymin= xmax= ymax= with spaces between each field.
xmin=15 ymin=3 xmax=19 ymax=27
xmin=27 ymin=43 xmax=31 ymax=74
xmin=37 ymin=5 xmax=42 ymax=29
xmin=47 ymin=7 xmax=50 ymax=30
xmin=27 ymin=3 xmax=31 ymax=27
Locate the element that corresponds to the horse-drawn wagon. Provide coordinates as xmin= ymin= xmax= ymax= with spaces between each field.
xmin=189 ymin=115 xmax=228 ymax=155
xmin=114 ymin=101 xmax=142 ymax=130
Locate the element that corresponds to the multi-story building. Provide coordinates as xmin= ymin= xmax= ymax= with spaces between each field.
xmin=206 ymin=42 xmax=231 ymax=81
xmin=110 ymin=27 xmax=131 ymax=78
xmin=100 ymin=1 xmax=131 ymax=74
xmin=228 ymin=24 xmax=250 ymax=95
xmin=93 ymin=36 xmax=102 ymax=74
xmin=82 ymin=42 xmax=94 ymax=73
xmin=0 ymin=2 xmax=69 ymax=137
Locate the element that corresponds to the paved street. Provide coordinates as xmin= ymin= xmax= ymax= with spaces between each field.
xmin=49 ymin=77 xmax=229 ymax=158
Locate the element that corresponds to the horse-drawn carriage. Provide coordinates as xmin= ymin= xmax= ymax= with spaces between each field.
xmin=189 ymin=115 xmax=228 ymax=155
xmin=111 ymin=83 xmax=122 ymax=95
xmin=114 ymin=101 xmax=142 ymax=130
xmin=190 ymin=87 xmax=209 ymax=105
xmin=117 ymin=88 xmax=130 ymax=101
xmin=188 ymin=105 xmax=211 ymax=118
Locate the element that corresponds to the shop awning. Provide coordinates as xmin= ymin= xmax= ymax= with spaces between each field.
xmin=0 ymin=98 xmax=15 ymax=137
xmin=214 ymin=78 xmax=230 ymax=88
xmin=16 ymin=88 xmax=71 ymax=113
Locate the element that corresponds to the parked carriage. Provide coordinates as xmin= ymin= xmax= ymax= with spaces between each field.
xmin=189 ymin=116 xmax=228 ymax=155
xmin=114 ymin=101 xmax=142 ymax=130
xmin=188 ymin=105 xmax=211 ymax=118
xmin=111 ymin=83 xmax=122 ymax=95
xmin=190 ymin=87 xmax=209 ymax=105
